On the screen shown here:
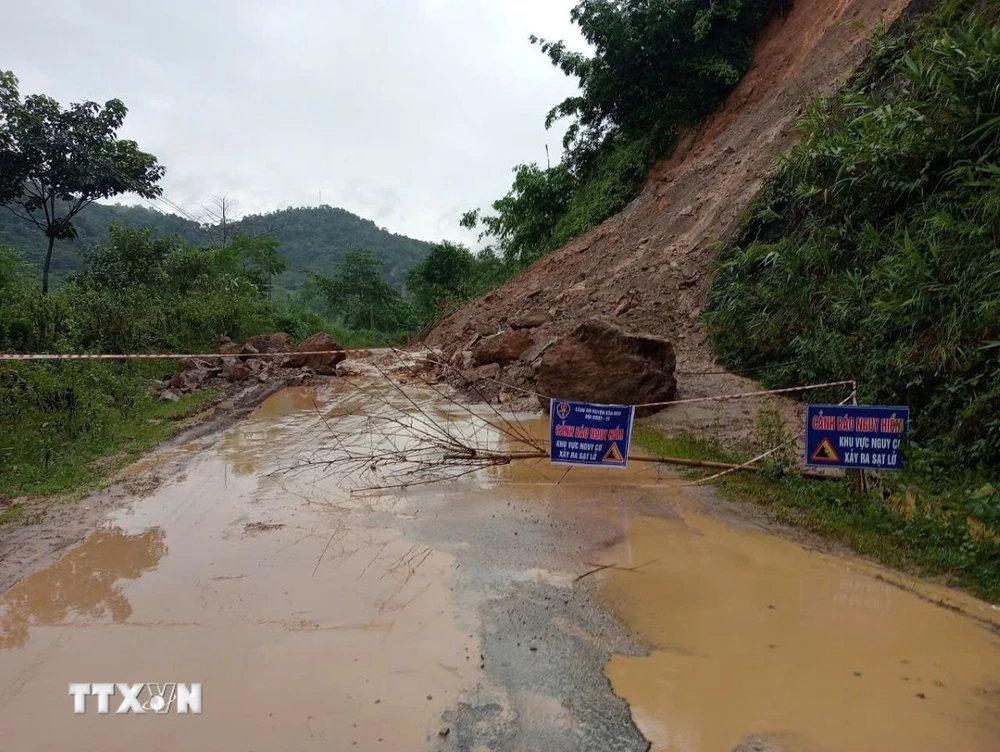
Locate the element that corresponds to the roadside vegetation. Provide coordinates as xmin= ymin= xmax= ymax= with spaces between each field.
xmin=688 ymin=0 xmax=1000 ymax=599
xmin=0 ymin=71 xmax=488 ymax=501
xmin=462 ymin=0 xmax=789 ymax=269
xmin=708 ymin=1 xmax=1000 ymax=477
xmin=0 ymin=226 xmax=319 ymax=499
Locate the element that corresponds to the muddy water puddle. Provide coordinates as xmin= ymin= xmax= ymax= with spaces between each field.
xmin=600 ymin=510 xmax=1000 ymax=752
xmin=3 ymin=383 xmax=1000 ymax=751
xmin=495 ymin=420 xmax=1000 ymax=750
xmin=0 ymin=384 xmax=478 ymax=751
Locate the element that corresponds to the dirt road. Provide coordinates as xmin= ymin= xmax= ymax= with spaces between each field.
xmin=1 ymin=381 xmax=999 ymax=751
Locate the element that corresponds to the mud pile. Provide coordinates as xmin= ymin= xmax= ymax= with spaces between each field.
xmin=425 ymin=0 xmax=911 ymax=412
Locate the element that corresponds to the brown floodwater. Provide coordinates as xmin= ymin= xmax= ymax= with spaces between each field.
xmin=2 ymin=383 xmax=999 ymax=751
xmin=600 ymin=509 xmax=1000 ymax=752
xmin=0 ymin=384 xmax=477 ymax=751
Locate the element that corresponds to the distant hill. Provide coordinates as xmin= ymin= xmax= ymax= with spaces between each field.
xmin=0 ymin=202 xmax=431 ymax=289
xmin=232 ymin=206 xmax=432 ymax=289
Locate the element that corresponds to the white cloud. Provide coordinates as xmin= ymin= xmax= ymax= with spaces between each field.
xmin=1 ymin=0 xmax=585 ymax=245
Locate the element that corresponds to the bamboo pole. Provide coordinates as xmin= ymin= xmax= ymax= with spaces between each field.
xmin=444 ymin=451 xmax=837 ymax=479
xmin=445 ymin=451 xmax=762 ymax=473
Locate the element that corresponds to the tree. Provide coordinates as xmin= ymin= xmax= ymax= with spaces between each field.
xmin=462 ymin=164 xmax=577 ymax=265
xmin=305 ymin=248 xmax=413 ymax=332
xmin=407 ymin=241 xmax=475 ymax=320
xmin=77 ymin=224 xmax=176 ymax=291
xmin=408 ymin=242 xmax=510 ymax=324
xmin=532 ymin=0 xmax=785 ymax=165
xmin=209 ymin=195 xmax=238 ymax=248
xmin=461 ymin=1 xmax=785 ymax=269
xmin=218 ymin=232 xmax=287 ymax=297
xmin=0 ymin=71 xmax=165 ymax=293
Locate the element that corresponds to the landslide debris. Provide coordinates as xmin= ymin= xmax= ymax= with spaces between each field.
xmin=424 ymin=0 xmax=910 ymax=426
xmin=156 ymin=332 xmax=346 ymax=401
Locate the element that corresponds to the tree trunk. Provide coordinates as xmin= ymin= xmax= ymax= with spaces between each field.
xmin=42 ymin=234 xmax=56 ymax=295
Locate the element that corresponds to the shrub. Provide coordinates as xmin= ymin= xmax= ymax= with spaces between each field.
xmin=707 ymin=4 xmax=1000 ymax=472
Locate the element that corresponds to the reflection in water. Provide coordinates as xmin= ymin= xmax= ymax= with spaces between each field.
xmin=0 ymin=527 xmax=166 ymax=650
xmin=221 ymin=386 xmax=327 ymax=476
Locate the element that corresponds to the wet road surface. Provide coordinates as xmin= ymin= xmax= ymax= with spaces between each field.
xmin=1 ymin=382 xmax=999 ymax=751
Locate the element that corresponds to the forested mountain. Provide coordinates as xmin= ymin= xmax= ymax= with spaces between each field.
xmin=232 ymin=206 xmax=432 ymax=289
xmin=0 ymin=202 xmax=431 ymax=288
xmin=0 ymin=203 xmax=206 ymax=279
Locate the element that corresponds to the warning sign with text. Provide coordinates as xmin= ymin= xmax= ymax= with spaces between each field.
xmin=805 ymin=404 xmax=910 ymax=471
xmin=550 ymin=399 xmax=635 ymax=468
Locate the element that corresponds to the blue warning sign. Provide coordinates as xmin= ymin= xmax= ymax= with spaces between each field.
xmin=805 ymin=404 xmax=910 ymax=470
xmin=549 ymin=399 xmax=635 ymax=468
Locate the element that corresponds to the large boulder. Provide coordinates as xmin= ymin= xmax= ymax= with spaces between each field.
xmin=244 ymin=333 xmax=292 ymax=353
xmin=471 ymin=329 xmax=534 ymax=367
xmin=221 ymin=359 xmax=251 ymax=382
xmin=287 ymin=332 xmax=346 ymax=372
xmin=536 ymin=319 xmax=676 ymax=414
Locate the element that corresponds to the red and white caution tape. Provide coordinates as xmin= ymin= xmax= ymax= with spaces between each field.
xmin=0 ymin=349 xmax=392 ymax=362
xmin=633 ymin=380 xmax=857 ymax=409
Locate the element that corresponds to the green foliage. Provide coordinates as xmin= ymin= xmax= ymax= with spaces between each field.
xmin=466 ymin=164 xmax=578 ymax=266
xmin=215 ymin=233 xmax=287 ymax=297
xmin=466 ymin=0 xmax=784 ymax=268
xmin=0 ymin=360 xmax=218 ymax=497
xmin=0 ymin=203 xmax=431 ymax=291
xmin=304 ymin=248 xmax=415 ymax=333
xmin=547 ymin=134 xmax=655 ymax=254
xmin=233 ymin=206 xmax=432 ymax=289
xmin=533 ymin=0 xmax=785 ymax=163
xmin=406 ymin=241 xmax=509 ymax=324
xmin=0 ymin=71 xmax=164 ymax=293
xmin=0 ymin=227 xmax=333 ymax=497
xmin=752 ymin=406 xmax=795 ymax=477
xmin=707 ymin=5 xmax=1000 ymax=473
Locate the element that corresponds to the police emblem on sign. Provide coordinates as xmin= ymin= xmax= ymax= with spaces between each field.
xmin=556 ymin=401 xmax=571 ymax=420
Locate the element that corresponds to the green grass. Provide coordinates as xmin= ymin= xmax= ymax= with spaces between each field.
xmin=634 ymin=426 xmax=1000 ymax=603
xmin=0 ymin=502 xmax=28 ymax=529
xmin=633 ymin=426 xmax=744 ymax=464
xmin=0 ymin=386 xmax=219 ymax=500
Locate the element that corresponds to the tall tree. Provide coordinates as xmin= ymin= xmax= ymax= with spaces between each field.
xmin=532 ymin=0 xmax=786 ymax=164
xmin=305 ymin=248 xmax=412 ymax=331
xmin=210 ymin=195 xmax=239 ymax=248
xmin=0 ymin=71 xmax=165 ymax=293
xmin=218 ymin=232 xmax=287 ymax=297
xmin=407 ymin=241 xmax=475 ymax=320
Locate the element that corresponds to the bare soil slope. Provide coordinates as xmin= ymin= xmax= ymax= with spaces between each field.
xmin=426 ymin=0 xmax=910 ymax=437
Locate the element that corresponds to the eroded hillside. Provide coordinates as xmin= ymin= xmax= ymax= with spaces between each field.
xmin=426 ymin=0 xmax=911 ymax=409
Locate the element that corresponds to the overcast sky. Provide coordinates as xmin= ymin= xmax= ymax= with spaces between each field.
xmin=2 ymin=0 xmax=584 ymax=244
